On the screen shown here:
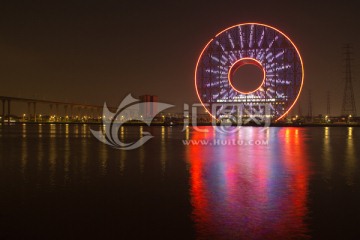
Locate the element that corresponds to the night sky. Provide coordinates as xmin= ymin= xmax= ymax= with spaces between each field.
xmin=1 ymin=0 xmax=359 ymax=115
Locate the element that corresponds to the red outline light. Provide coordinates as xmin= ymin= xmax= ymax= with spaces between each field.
xmin=194 ymin=22 xmax=304 ymax=122
xmin=195 ymin=38 xmax=217 ymax=120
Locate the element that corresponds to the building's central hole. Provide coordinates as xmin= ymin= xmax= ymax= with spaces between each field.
xmin=230 ymin=63 xmax=264 ymax=94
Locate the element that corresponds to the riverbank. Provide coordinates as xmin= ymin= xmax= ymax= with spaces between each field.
xmin=1 ymin=121 xmax=360 ymax=127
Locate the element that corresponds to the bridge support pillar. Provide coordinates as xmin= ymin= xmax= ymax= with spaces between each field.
xmin=1 ymin=99 xmax=5 ymax=124
xmin=70 ymin=105 xmax=73 ymax=119
xmin=49 ymin=104 xmax=53 ymax=117
xmin=64 ymin=105 xmax=68 ymax=121
xmin=56 ymin=104 xmax=59 ymax=121
xmin=7 ymin=100 xmax=10 ymax=124
xmin=27 ymin=102 xmax=31 ymax=120
xmin=33 ymin=102 xmax=37 ymax=122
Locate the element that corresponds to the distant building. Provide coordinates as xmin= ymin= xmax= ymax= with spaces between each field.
xmin=139 ymin=95 xmax=158 ymax=118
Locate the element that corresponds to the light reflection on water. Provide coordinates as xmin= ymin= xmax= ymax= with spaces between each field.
xmin=187 ymin=127 xmax=310 ymax=239
xmin=64 ymin=130 xmax=70 ymax=183
xmin=0 ymin=124 xmax=359 ymax=239
xmin=161 ymin=126 xmax=166 ymax=175
xmin=322 ymin=127 xmax=332 ymax=180
xmin=38 ymin=123 xmax=43 ymax=138
xmin=21 ymin=132 xmax=27 ymax=174
xmin=49 ymin=133 xmax=56 ymax=186
xmin=345 ymin=127 xmax=356 ymax=185
xmin=98 ymin=137 xmax=108 ymax=176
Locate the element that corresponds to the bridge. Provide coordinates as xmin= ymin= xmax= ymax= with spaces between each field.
xmin=0 ymin=96 xmax=117 ymax=123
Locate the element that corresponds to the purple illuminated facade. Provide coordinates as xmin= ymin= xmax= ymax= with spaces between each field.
xmin=195 ymin=23 xmax=304 ymax=121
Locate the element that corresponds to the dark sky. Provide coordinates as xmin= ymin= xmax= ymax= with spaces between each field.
xmin=1 ymin=0 xmax=359 ymax=115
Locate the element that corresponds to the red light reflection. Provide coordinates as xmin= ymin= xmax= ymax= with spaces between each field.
xmin=187 ymin=127 xmax=310 ymax=239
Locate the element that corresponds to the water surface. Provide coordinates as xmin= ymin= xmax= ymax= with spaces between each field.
xmin=0 ymin=124 xmax=359 ymax=239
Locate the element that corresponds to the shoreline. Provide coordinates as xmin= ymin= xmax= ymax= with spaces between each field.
xmin=1 ymin=122 xmax=359 ymax=127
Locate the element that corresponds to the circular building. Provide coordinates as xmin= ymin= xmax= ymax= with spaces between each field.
xmin=195 ymin=23 xmax=304 ymax=121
